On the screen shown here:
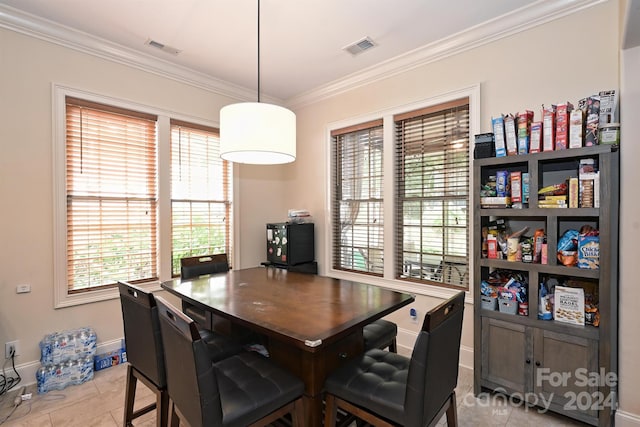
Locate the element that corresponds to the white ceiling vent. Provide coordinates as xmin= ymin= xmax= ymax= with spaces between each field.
xmin=145 ymin=39 xmax=181 ymax=55
xmin=343 ymin=36 xmax=376 ymax=56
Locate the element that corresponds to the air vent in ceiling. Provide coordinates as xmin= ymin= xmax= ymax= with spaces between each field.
xmin=343 ymin=36 xmax=376 ymax=56
xmin=145 ymin=39 xmax=181 ymax=56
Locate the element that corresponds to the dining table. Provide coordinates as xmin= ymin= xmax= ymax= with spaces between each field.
xmin=161 ymin=266 xmax=415 ymax=427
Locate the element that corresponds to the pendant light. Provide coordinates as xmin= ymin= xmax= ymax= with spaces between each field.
xmin=220 ymin=0 xmax=296 ymax=164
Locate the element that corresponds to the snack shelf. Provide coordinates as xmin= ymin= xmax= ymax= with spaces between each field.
xmin=479 ymin=207 xmax=599 ymax=217
xmin=480 ymin=258 xmax=600 ymax=279
xmin=473 ymin=143 xmax=619 ymax=427
xmin=474 ymin=144 xmax=618 ymax=167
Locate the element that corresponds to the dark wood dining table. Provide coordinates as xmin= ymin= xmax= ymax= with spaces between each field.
xmin=160 ymin=266 xmax=414 ymax=427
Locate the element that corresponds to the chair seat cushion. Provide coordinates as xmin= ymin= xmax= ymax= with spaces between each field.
xmin=363 ymin=319 xmax=397 ymax=350
xmin=324 ymin=349 xmax=409 ymax=425
xmin=199 ymin=329 xmax=244 ymax=363
xmin=216 ymin=352 xmax=304 ymax=427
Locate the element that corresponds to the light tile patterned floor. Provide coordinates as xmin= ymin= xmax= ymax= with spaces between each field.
xmin=0 ymin=364 xmax=589 ymax=426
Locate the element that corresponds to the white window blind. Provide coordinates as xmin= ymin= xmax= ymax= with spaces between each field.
xmin=331 ymin=120 xmax=384 ymax=275
xmin=170 ymin=120 xmax=233 ymax=276
xmin=395 ymin=98 xmax=470 ymax=289
xmin=65 ymin=97 xmax=158 ymax=292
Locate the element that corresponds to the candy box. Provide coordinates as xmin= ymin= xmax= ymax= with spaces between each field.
xmin=578 ymin=234 xmax=599 ymax=269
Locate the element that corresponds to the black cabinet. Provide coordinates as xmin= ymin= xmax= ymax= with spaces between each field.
xmin=266 ymin=222 xmax=315 ymax=267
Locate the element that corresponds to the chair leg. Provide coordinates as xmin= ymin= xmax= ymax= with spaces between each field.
xmin=445 ymin=392 xmax=458 ymax=427
xmin=123 ymin=365 xmax=137 ymax=426
xmin=157 ymin=389 xmax=170 ymax=427
xmin=324 ymin=393 xmax=339 ymax=427
xmin=169 ymin=401 xmax=180 ymax=427
xmin=388 ymin=338 xmax=397 ymax=353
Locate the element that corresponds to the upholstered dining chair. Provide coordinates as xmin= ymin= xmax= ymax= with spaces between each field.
xmin=180 ymin=253 xmax=229 ymax=279
xmin=179 ymin=254 xmax=229 ymax=330
xmin=363 ymin=319 xmax=398 ymax=352
xmin=118 ymin=281 xmax=243 ymax=427
xmin=323 ymin=291 xmax=466 ymax=427
xmin=155 ymin=295 xmax=305 ymax=427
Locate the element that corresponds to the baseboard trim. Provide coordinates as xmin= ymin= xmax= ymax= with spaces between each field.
xmin=616 ymin=410 xmax=640 ymax=427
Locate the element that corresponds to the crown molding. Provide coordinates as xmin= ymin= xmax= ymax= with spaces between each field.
xmin=0 ymin=4 xmax=263 ymax=103
xmin=287 ymin=0 xmax=607 ymax=109
xmin=0 ymin=1 xmax=606 ymax=109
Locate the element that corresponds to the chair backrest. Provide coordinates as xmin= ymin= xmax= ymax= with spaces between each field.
xmin=180 ymin=253 xmax=229 ymax=280
xmin=404 ymin=291 xmax=465 ymax=427
xmin=155 ymin=296 xmax=223 ymax=427
xmin=118 ymin=281 xmax=166 ymax=387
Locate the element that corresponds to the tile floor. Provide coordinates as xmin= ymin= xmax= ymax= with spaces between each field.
xmin=0 ymin=364 xmax=589 ymax=426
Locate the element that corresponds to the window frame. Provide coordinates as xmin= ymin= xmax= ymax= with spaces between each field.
xmin=170 ymin=120 xmax=233 ymax=277
xmin=331 ymin=119 xmax=384 ymax=276
xmin=394 ymin=98 xmax=470 ymax=290
xmin=325 ymin=84 xmax=479 ymax=298
xmin=53 ymin=84 xmax=237 ymax=308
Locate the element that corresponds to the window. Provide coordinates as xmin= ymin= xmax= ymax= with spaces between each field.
xmin=54 ymin=86 xmax=235 ymax=307
xmin=64 ymin=97 xmax=158 ymax=292
xmin=331 ymin=120 xmax=384 ymax=275
xmin=170 ymin=120 xmax=233 ymax=276
xmin=395 ymin=98 xmax=470 ymax=288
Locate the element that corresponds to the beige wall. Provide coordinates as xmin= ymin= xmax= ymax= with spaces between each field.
xmin=618 ymin=44 xmax=640 ymax=425
xmin=0 ymin=28 xmax=285 ymax=363
xmin=287 ymin=0 xmax=636 ymax=419
xmin=1 ymin=0 xmax=637 ymax=422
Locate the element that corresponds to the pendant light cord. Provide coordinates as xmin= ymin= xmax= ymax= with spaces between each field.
xmin=257 ymin=0 xmax=261 ymax=103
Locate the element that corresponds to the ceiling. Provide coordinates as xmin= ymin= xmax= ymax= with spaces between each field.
xmin=0 ymin=0 xmax=606 ymax=105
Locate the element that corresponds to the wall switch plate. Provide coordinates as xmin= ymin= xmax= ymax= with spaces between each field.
xmin=16 ymin=284 xmax=31 ymax=293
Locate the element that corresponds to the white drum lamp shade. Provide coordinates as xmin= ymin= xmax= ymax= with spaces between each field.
xmin=220 ymin=102 xmax=296 ymax=164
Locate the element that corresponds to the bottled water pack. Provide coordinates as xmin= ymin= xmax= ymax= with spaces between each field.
xmin=39 ymin=327 xmax=97 ymax=364
xmin=36 ymin=356 xmax=94 ymax=393
xmin=37 ymin=326 xmax=97 ymax=393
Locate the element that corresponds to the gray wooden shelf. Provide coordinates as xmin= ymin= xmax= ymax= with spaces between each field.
xmin=473 ymin=145 xmax=619 ymax=427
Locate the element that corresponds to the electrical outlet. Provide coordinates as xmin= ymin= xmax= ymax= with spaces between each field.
xmin=5 ymin=340 xmax=20 ymax=359
xmin=16 ymin=284 xmax=31 ymax=293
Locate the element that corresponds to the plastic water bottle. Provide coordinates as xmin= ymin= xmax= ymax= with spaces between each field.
xmin=39 ymin=327 xmax=97 ymax=364
xmin=36 ymin=356 xmax=94 ymax=393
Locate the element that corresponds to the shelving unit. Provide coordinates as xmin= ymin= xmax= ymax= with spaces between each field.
xmin=473 ymin=145 xmax=619 ymax=426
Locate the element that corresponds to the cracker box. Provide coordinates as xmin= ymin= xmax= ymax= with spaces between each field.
xmin=569 ymin=177 xmax=579 ymax=208
xmin=504 ymin=114 xmax=518 ymax=156
xmin=529 ymin=121 xmax=542 ymax=153
xmin=542 ymin=105 xmax=556 ymax=151
xmin=522 ymin=172 xmax=530 ymax=204
xmin=598 ymin=89 xmax=617 ymax=125
xmin=555 ymin=102 xmax=574 ymax=150
xmin=510 ymin=171 xmax=522 ymax=203
xmin=578 ymin=234 xmax=599 ymax=269
xmin=554 ymin=286 xmax=585 ymax=325
xmin=569 ymin=108 xmax=584 ymax=148
xmin=492 ymin=116 xmax=507 ymax=157
xmin=517 ymin=110 xmax=534 ymax=154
